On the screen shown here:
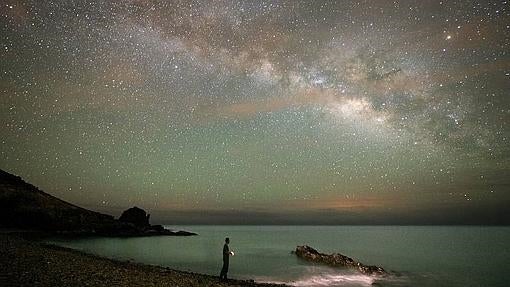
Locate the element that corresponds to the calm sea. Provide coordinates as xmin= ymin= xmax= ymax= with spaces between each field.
xmin=49 ymin=226 xmax=510 ymax=286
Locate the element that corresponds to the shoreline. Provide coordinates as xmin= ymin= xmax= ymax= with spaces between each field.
xmin=0 ymin=232 xmax=288 ymax=287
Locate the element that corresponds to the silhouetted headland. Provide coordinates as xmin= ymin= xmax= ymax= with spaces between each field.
xmin=0 ymin=169 xmax=195 ymax=237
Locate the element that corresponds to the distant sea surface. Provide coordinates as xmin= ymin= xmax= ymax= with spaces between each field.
xmin=49 ymin=226 xmax=510 ymax=286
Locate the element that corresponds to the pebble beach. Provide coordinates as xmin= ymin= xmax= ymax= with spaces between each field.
xmin=0 ymin=233 xmax=286 ymax=287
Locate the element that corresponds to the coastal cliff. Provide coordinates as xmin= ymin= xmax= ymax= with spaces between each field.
xmin=0 ymin=169 xmax=195 ymax=237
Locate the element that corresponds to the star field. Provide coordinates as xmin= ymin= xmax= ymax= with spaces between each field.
xmin=1 ymin=0 xmax=509 ymax=224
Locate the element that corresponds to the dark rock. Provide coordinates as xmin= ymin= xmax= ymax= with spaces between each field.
xmin=115 ymin=207 xmax=197 ymax=236
xmin=151 ymin=224 xmax=165 ymax=232
xmin=294 ymin=245 xmax=386 ymax=276
xmin=173 ymin=230 xmax=197 ymax=236
xmin=118 ymin=207 xmax=150 ymax=228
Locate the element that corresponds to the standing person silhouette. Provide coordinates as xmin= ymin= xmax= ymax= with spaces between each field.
xmin=219 ymin=237 xmax=234 ymax=280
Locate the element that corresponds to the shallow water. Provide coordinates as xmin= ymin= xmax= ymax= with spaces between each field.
xmin=49 ymin=226 xmax=510 ymax=286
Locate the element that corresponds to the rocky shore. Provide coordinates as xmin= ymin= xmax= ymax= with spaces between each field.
xmin=0 ymin=233 xmax=286 ymax=287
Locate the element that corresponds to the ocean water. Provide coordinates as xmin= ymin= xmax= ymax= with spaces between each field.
xmin=49 ymin=226 xmax=510 ymax=286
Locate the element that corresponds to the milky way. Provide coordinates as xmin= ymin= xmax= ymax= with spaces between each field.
xmin=1 ymin=1 xmax=509 ymax=224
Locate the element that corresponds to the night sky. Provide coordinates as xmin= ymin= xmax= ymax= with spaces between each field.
xmin=1 ymin=1 xmax=509 ymax=224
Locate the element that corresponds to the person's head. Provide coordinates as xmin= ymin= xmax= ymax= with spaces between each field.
xmin=225 ymin=237 xmax=230 ymax=244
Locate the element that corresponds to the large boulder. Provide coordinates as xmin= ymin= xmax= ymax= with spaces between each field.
xmin=118 ymin=207 xmax=150 ymax=228
xmin=115 ymin=207 xmax=197 ymax=237
xmin=294 ymin=245 xmax=386 ymax=276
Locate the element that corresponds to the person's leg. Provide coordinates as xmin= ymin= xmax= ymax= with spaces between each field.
xmin=224 ymin=261 xmax=229 ymax=279
xmin=220 ymin=261 xmax=227 ymax=279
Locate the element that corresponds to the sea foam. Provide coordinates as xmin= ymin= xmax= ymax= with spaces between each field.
xmin=257 ymin=271 xmax=375 ymax=287
xmin=289 ymin=273 xmax=374 ymax=286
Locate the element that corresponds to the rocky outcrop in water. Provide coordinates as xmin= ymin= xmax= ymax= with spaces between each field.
xmin=112 ymin=206 xmax=197 ymax=237
xmin=293 ymin=245 xmax=386 ymax=276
